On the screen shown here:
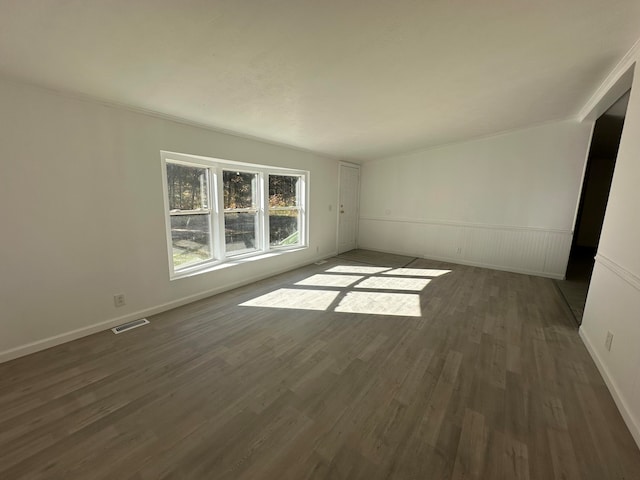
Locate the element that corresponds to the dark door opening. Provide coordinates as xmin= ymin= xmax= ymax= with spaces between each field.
xmin=558 ymin=91 xmax=629 ymax=324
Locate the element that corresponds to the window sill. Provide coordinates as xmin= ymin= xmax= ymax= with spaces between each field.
xmin=170 ymin=246 xmax=308 ymax=281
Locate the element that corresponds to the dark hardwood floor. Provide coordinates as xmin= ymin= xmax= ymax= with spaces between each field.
xmin=1 ymin=251 xmax=639 ymax=479
xmin=554 ymin=248 xmax=596 ymax=325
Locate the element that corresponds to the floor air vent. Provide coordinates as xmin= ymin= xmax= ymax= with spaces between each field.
xmin=111 ymin=318 xmax=150 ymax=334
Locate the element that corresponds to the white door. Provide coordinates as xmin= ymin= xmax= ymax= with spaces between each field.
xmin=337 ymin=163 xmax=360 ymax=253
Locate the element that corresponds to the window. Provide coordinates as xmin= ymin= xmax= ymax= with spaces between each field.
xmin=269 ymin=175 xmax=302 ymax=247
xmin=223 ymin=170 xmax=259 ymax=255
xmin=161 ymin=151 xmax=308 ymax=279
xmin=166 ymin=163 xmax=213 ymax=269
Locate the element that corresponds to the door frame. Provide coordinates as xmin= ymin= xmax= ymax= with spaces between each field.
xmin=336 ymin=161 xmax=361 ymax=254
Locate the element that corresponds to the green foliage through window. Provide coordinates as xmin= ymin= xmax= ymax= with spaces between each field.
xmin=166 ymin=163 xmax=209 ymax=211
xmin=269 ymin=175 xmax=299 ymax=208
xmin=223 ymin=171 xmax=256 ymax=209
xmin=163 ymin=152 xmax=307 ymax=277
xmin=269 ymin=175 xmax=300 ymax=247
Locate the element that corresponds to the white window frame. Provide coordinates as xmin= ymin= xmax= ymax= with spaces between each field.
xmin=221 ymin=169 xmax=261 ymax=257
xmin=161 ymin=151 xmax=308 ymax=279
xmin=268 ymin=174 xmax=305 ymax=249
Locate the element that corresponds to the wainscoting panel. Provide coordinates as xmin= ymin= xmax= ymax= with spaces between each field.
xmin=580 ymin=256 xmax=640 ymax=448
xmin=358 ymin=216 xmax=573 ymax=278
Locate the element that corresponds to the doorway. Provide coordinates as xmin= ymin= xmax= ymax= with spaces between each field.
xmin=559 ymin=91 xmax=630 ymax=324
xmin=337 ymin=162 xmax=360 ymax=254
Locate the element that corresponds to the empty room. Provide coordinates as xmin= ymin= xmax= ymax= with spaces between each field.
xmin=2 ymin=1 xmax=640 ymax=479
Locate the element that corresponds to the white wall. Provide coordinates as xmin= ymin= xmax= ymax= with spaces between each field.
xmin=358 ymin=120 xmax=593 ymax=278
xmin=0 ymin=78 xmax=339 ymax=362
xmin=580 ymin=57 xmax=640 ymax=447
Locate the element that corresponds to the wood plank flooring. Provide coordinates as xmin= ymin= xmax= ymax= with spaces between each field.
xmin=335 ymin=249 xmax=415 ymax=268
xmin=1 ymin=251 xmax=639 ymax=479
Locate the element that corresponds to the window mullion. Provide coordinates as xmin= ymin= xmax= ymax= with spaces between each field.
xmin=205 ymin=167 xmax=215 ymax=262
xmin=300 ymin=175 xmax=306 ymax=246
xmin=224 ymin=208 xmax=258 ymax=213
xmin=162 ymin=151 xmax=308 ymax=279
xmin=214 ymin=167 xmax=226 ymax=261
xmin=262 ymin=172 xmax=269 ymax=252
xmin=169 ymin=209 xmax=212 ymax=216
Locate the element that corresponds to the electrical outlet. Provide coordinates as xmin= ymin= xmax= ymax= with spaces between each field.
xmin=456 ymin=247 xmax=462 ymax=255
xmin=316 ymin=246 xmax=319 ymax=253
xmin=605 ymin=331 xmax=614 ymax=351
xmin=114 ymin=294 xmax=126 ymax=308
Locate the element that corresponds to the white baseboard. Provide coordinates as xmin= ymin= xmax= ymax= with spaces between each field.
xmin=0 ymin=251 xmax=337 ymax=364
xmin=579 ymin=327 xmax=640 ymax=449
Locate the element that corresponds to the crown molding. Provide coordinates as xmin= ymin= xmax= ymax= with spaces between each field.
xmin=578 ymin=38 xmax=640 ymax=121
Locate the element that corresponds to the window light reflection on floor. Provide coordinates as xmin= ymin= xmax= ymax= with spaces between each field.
xmin=239 ymin=288 xmax=339 ymax=311
xmin=355 ymin=276 xmax=431 ymax=291
xmin=240 ymin=264 xmax=450 ymax=317
xmin=335 ymin=291 xmax=421 ymax=317
xmin=295 ymin=274 xmax=364 ymax=288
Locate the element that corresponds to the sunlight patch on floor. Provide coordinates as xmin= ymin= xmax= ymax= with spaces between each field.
xmin=240 ymin=264 xmax=453 ymax=317
xmin=295 ymin=274 xmax=364 ymax=287
xmin=354 ymin=276 xmax=431 ymax=291
xmin=334 ymin=291 xmax=421 ymax=317
xmin=239 ymin=288 xmax=339 ymax=311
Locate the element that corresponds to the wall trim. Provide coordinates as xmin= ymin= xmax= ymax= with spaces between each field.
xmin=578 ymin=39 xmax=639 ymax=121
xmin=595 ymin=253 xmax=640 ymax=292
xmin=423 ymin=252 xmax=565 ymax=279
xmin=579 ymin=327 xmax=640 ymax=449
xmin=0 ymin=251 xmax=337 ymax=364
xmin=359 ymin=215 xmax=572 ymax=234
xmin=355 ymin=246 xmax=565 ymax=280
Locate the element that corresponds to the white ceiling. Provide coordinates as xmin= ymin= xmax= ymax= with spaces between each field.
xmin=1 ymin=1 xmax=639 ymax=161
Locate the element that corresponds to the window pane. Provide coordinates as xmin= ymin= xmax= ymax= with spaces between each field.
xmin=269 ymin=175 xmax=299 ymax=207
xmin=223 ymin=171 xmax=256 ymax=209
xmin=170 ymin=214 xmax=212 ymax=268
xmin=166 ymin=163 xmax=209 ymax=211
xmin=225 ymin=212 xmax=257 ymax=254
xmin=270 ymin=210 xmax=299 ymax=246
